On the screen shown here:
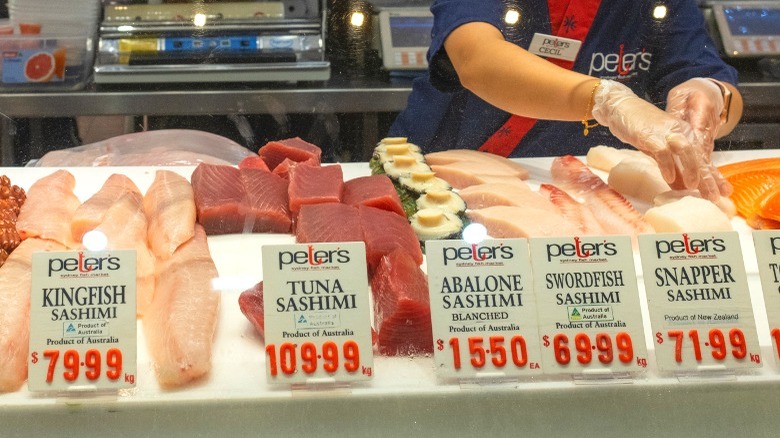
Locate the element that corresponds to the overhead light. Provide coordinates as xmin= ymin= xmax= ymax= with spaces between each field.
xmin=653 ymin=5 xmax=668 ymax=19
xmin=505 ymin=9 xmax=521 ymax=25
xmin=193 ymin=13 xmax=207 ymax=27
xmin=350 ymin=11 xmax=365 ymax=27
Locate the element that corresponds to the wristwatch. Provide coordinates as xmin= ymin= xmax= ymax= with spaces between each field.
xmin=707 ymin=78 xmax=732 ymax=124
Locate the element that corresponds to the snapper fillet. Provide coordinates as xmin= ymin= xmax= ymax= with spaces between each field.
xmin=551 ymin=155 xmax=653 ymax=236
xmin=71 ymin=174 xmax=142 ymax=243
xmin=15 ymin=170 xmax=80 ymax=248
xmin=0 ymin=238 xmax=66 ymax=392
xmin=538 ymin=183 xmax=605 ymax=235
xmin=93 ymin=191 xmax=156 ymax=316
xmin=144 ymin=225 xmax=220 ymax=388
xmin=143 ymin=170 xmax=196 ymax=259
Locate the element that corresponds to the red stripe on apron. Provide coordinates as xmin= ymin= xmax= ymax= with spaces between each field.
xmin=478 ymin=0 xmax=602 ymax=157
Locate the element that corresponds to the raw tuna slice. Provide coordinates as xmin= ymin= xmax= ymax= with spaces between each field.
xmin=238 ymin=155 xmax=270 ymax=171
xmin=191 ymin=163 xmax=248 ymax=235
xmin=272 ymin=157 xmax=318 ymax=180
xmin=295 ymin=203 xmax=363 ymax=243
xmin=342 ymin=175 xmax=405 ymax=216
xmin=359 ymin=205 xmax=423 ymax=272
xmin=551 ymin=155 xmax=653 ymax=236
xmin=370 ymin=249 xmax=433 ymax=356
xmin=424 ymin=149 xmax=530 ymax=179
xmin=0 ymin=238 xmax=66 ymax=393
xmin=257 ymin=137 xmax=322 ymax=171
xmin=238 ymin=281 xmax=264 ymax=338
xmin=71 ymin=174 xmax=141 ymax=242
xmin=15 ymin=170 xmax=80 ymax=248
xmin=459 ymin=182 xmax=559 ymax=212
xmin=288 ymin=164 xmax=344 ymax=214
xmin=466 ymin=206 xmax=581 ymax=238
xmin=93 ymin=192 xmax=157 ymax=316
xmin=241 ymin=168 xmax=291 ymax=233
xmin=144 ymin=170 xmax=197 ymax=259
xmin=144 ymin=225 xmax=220 ymax=388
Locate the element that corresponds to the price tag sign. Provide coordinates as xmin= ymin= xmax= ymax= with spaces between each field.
xmin=751 ymin=230 xmax=780 ymax=363
xmin=262 ymin=242 xmax=373 ymax=384
xmin=425 ymin=239 xmax=542 ymax=380
xmin=639 ymin=232 xmax=762 ymax=372
xmin=529 ymin=236 xmax=649 ymax=375
xmin=28 ymin=250 xmax=137 ymax=392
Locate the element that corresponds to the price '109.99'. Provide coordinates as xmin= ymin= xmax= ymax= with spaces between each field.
xmin=265 ymin=341 xmax=360 ymax=376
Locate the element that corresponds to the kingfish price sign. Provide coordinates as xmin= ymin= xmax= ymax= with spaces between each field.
xmin=426 ymin=239 xmax=543 ymax=380
xmin=28 ymin=250 xmax=137 ymax=392
xmin=529 ymin=236 xmax=649 ymax=375
xmin=639 ymin=232 xmax=762 ymax=372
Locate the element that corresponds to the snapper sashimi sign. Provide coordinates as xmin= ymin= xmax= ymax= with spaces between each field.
xmin=262 ymin=242 xmax=374 ymax=384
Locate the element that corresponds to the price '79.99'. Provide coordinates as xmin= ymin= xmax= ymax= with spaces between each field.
xmin=42 ymin=348 xmax=123 ymax=383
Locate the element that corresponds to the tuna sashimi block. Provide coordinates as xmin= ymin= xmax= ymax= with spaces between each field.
xmin=0 ymin=238 xmax=66 ymax=393
xmin=191 ymin=163 xmax=248 ymax=235
xmin=71 ymin=173 xmax=141 ymax=242
xmin=343 ymin=175 xmax=405 ymax=217
xmin=238 ymin=281 xmax=265 ymax=338
xmin=144 ymin=225 xmax=220 ymax=388
xmin=288 ymin=163 xmax=344 ymax=214
xmin=16 ymin=170 xmax=80 ymax=248
xmin=295 ymin=203 xmax=363 ymax=243
xmin=272 ymin=157 xmax=318 ymax=180
xmin=370 ymin=249 xmax=433 ymax=356
xmin=241 ymin=168 xmax=292 ymax=233
xmin=358 ymin=205 xmax=423 ymax=272
xmin=238 ymin=155 xmax=270 ymax=171
xmin=257 ymin=137 xmax=322 ymax=171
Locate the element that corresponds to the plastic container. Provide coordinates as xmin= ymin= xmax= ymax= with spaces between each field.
xmin=0 ymin=34 xmax=94 ymax=91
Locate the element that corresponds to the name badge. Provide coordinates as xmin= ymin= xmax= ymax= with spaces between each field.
xmin=528 ymin=33 xmax=582 ymax=62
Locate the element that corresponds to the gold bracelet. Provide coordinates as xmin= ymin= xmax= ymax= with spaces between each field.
xmin=582 ymin=79 xmax=602 ymax=136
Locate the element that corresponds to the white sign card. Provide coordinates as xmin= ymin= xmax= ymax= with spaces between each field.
xmin=638 ymin=232 xmax=762 ymax=372
xmin=529 ymin=236 xmax=649 ymax=375
xmin=28 ymin=250 xmax=137 ymax=392
xmin=262 ymin=242 xmax=374 ymax=384
xmin=751 ymin=230 xmax=780 ymax=363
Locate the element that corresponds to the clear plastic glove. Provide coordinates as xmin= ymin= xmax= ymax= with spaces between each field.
xmin=665 ymin=78 xmax=732 ymax=196
xmin=591 ymin=79 xmax=723 ymax=201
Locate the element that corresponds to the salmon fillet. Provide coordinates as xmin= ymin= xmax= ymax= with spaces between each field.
xmin=0 ymin=238 xmax=66 ymax=392
xmin=143 ymin=225 xmax=220 ymax=388
xmin=143 ymin=170 xmax=196 ymax=259
xmin=15 ymin=170 xmax=80 ymax=248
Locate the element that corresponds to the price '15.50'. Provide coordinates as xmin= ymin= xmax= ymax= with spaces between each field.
xmin=448 ymin=335 xmax=528 ymax=370
xmin=265 ymin=341 xmax=360 ymax=376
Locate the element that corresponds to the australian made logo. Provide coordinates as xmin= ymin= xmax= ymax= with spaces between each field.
xmin=568 ymin=306 xmax=614 ymax=322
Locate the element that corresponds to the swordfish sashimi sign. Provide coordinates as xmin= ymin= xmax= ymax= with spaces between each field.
xmin=262 ymin=242 xmax=374 ymax=385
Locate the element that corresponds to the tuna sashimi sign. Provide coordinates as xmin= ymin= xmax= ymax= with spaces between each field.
xmin=639 ymin=232 xmax=762 ymax=372
xmin=28 ymin=250 xmax=137 ymax=393
xmin=529 ymin=236 xmax=649 ymax=375
xmin=425 ymin=239 xmax=543 ymax=380
xmin=262 ymin=242 xmax=374 ymax=384
xmin=751 ymin=230 xmax=780 ymax=364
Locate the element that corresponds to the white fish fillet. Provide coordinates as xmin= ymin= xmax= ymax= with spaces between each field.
xmin=15 ymin=170 xmax=80 ymax=248
xmin=143 ymin=170 xmax=196 ymax=259
xmin=539 ymin=183 xmax=606 ymax=235
xmin=607 ymin=158 xmax=670 ymax=204
xmin=645 ymin=196 xmax=733 ymax=232
xmin=143 ymin=225 xmax=220 ymax=388
xmin=459 ymin=182 xmax=558 ymax=212
xmin=654 ymin=190 xmax=737 ymax=218
xmin=586 ymin=145 xmax=653 ymax=172
xmin=466 ymin=206 xmax=581 ymax=238
xmin=71 ymin=174 xmax=142 ymax=242
xmin=0 ymin=238 xmax=66 ymax=392
xmin=425 ymin=149 xmax=530 ymax=179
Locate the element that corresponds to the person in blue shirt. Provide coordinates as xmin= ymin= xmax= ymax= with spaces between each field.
xmin=389 ymin=0 xmax=743 ymax=201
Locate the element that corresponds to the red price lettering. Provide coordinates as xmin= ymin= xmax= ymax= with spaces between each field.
xmin=265 ymin=340 xmax=360 ymax=377
xmin=42 ymin=348 xmax=123 ymax=384
xmin=667 ymin=328 xmax=747 ymax=363
xmin=551 ymin=332 xmax=633 ymax=366
xmin=448 ymin=336 xmax=528 ymax=370
xmin=772 ymin=328 xmax=780 ymax=360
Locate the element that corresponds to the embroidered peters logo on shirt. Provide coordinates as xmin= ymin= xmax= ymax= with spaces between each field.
xmin=588 ymin=44 xmax=653 ymax=78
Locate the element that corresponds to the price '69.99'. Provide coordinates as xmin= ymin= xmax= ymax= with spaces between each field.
xmin=545 ymin=332 xmax=634 ymax=366
xmin=265 ymin=340 xmax=360 ymax=376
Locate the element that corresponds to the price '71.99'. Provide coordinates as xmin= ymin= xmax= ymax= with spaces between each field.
xmin=665 ymin=328 xmax=747 ymax=362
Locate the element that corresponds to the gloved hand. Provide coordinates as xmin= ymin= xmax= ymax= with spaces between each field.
xmin=590 ymin=79 xmax=725 ymax=201
xmin=665 ymin=78 xmax=732 ymax=197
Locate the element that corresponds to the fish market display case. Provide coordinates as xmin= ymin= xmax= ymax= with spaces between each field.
xmin=2 ymin=150 xmax=780 ymax=437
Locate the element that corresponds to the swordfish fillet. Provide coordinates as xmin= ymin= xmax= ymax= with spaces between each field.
xmin=15 ymin=170 xmax=80 ymax=248
xmin=458 ymin=182 xmax=559 ymax=212
xmin=71 ymin=174 xmax=141 ymax=242
xmin=430 ymin=161 xmax=527 ymax=190
xmin=93 ymin=192 xmax=156 ymax=316
xmin=466 ymin=206 xmax=581 ymax=238
xmin=551 ymin=155 xmax=653 ymax=236
xmin=538 ymin=183 xmax=606 ymax=235
xmin=143 ymin=170 xmax=196 ymax=259
xmin=424 ymin=149 xmax=530 ymax=179
xmin=143 ymin=225 xmax=220 ymax=388
xmin=0 ymin=238 xmax=66 ymax=392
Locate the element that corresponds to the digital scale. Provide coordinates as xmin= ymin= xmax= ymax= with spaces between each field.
xmin=94 ymin=1 xmax=330 ymax=84
xmin=374 ymin=6 xmax=433 ymax=72
xmin=711 ymin=1 xmax=780 ymax=57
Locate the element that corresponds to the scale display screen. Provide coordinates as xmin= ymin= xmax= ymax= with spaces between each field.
xmin=389 ymin=16 xmax=433 ymax=48
xmin=723 ymin=7 xmax=780 ymax=36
